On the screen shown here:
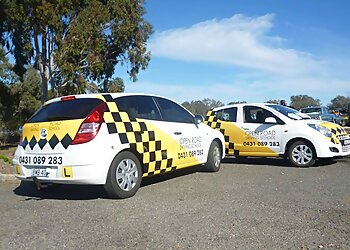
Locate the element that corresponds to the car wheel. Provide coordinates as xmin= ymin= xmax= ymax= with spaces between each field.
xmin=204 ymin=141 xmax=221 ymax=172
xmin=104 ymin=151 xmax=142 ymax=199
xmin=288 ymin=141 xmax=316 ymax=167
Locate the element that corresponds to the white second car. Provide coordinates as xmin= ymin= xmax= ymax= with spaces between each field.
xmin=205 ymin=103 xmax=350 ymax=167
xmin=13 ymin=93 xmax=225 ymax=198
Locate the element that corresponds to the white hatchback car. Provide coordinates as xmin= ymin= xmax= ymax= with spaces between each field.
xmin=205 ymin=103 xmax=350 ymax=167
xmin=13 ymin=94 xmax=225 ymax=198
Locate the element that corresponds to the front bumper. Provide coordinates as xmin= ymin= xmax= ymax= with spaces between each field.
xmin=315 ymin=139 xmax=350 ymax=158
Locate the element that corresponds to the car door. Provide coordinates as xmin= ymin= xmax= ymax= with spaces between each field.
xmin=235 ymin=105 xmax=284 ymax=157
xmin=153 ymin=97 xmax=208 ymax=168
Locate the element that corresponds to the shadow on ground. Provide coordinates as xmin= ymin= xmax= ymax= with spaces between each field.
xmin=222 ymin=156 xmax=339 ymax=168
xmin=13 ymin=166 xmax=201 ymax=201
xmin=12 ymin=156 xmax=345 ymax=201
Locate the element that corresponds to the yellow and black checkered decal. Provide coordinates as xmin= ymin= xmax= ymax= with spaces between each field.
xmin=204 ymin=110 xmax=277 ymax=157
xmin=21 ymin=120 xmax=82 ymax=150
xmin=100 ymin=94 xmax=200 ymax=177
xmin=320 ymin=122 xmax=348 ymax=144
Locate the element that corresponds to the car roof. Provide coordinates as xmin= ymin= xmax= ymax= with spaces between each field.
xmin=212 ymin=103 xmax=277 ymax=111
xmin=45 ymin=93 xmax=174 ymax=105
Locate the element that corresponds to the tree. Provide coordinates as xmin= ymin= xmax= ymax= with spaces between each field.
xmin=328 ymin=95 xmax=350 ymax=111
xmin=182 ymin=99 xmax=224 ymax=116
xmin=9 ymin=68 xmax=41 ymax=130
xmin=266 ymin=99 xmax=280 ymax=104
xmin=227 ymin=101 xmax=247 ymax=105
xmin=1 ymin=47 xmax=41 ymax=131
xmin=290 ymin=95 xmax=321 ymax=110
xmin=1 ymin=0 xmax=152 ymax=103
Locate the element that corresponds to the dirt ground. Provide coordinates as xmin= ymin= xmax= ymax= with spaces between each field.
xmin=0 ymin=146 xmax=16 ymax=174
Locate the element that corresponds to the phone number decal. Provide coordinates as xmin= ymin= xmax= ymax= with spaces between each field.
xmin=178 ymin=149 xmax=204 ymax=159
xmin=243 ymin=141 xmax=280 ymax=147
xmin=19 ymin=156 xmax=63 ymax=165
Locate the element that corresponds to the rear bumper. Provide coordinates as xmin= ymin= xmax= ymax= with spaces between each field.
xmin=12 ymin=136 xmax=121 ymax=185
xmin=12 ymin=162 xmax=108 ymax=185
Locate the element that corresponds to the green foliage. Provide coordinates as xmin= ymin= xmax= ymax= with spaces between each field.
xmin=266 ymin=99 xmax=281 ymax=104
xmin=328 ymin=95 xmax=350 ymax=111
xmin=9 ymin=68 xmax=41 ymax=129
xmin=182 ymin=99 xmax=224 ymax=116
xmin=1 ymin=0 xmax=152 ymax=102
xmin=99 ymin=78 xmax=125 ymax=93
xmin=227 ymin=101 xmax=247 ymax=105
xmin=0 ymin=50 xmax=41 ymax=131
xmin=0 ymin=154 xmax=12 ymax=164
xmin=290 ymin=95 xmax=321 ymax=110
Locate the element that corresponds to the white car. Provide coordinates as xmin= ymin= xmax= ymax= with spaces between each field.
xmin=13 ymin=94 xmax=225 ymax=198
xmin=204 ymin=103 xmax=350 ymax=167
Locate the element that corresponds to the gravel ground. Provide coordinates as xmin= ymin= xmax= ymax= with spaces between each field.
xmin=1 ymin=157 xmax=349 ymax=249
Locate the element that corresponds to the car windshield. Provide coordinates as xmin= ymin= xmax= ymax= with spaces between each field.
xmin=300 ymin=107 xmax=321 ymax=113
xmin=266 ymin=104 xmax=310 ymax=120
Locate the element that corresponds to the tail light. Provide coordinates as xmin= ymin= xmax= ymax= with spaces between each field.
xmin=72 ymin=103 xmax=106 ymax=145
xmin=61 ymin=96 xmax=76 ymax=101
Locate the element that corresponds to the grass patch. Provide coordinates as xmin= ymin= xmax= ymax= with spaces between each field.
xmin=0 ymin=154 xmax=12 ymax=164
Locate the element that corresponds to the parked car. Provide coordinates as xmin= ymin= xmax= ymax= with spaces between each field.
xmin=13 ymin=94 xmax=225 ymax=198
xmin=300 ymin=106 xmax=344 ymax=125
xmin=204 ymin=103 xmax=350 ymax=167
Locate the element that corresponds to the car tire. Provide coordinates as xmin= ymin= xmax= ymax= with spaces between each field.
xmin=204 ymin=141 xmax=221 ymax=172
xmin=288 ymin=141 xmax=316 ymax=167
xmin=104 ymin=151 xmax=142 ymax=199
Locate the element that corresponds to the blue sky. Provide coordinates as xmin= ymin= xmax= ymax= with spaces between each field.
xmin=124 ymin=0 xmax=350 ymax=105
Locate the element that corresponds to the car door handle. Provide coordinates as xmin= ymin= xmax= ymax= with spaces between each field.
xmin=174 ymin=132 xmax=182 ymax=135
xmin=241 ymin=127 xmax=249 ymax=130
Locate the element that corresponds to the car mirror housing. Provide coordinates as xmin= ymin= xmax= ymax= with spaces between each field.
xmin=194 ymin=114 xmax=204 ymax=125
xmin=265 ymin=117 xmax=277 ymax=124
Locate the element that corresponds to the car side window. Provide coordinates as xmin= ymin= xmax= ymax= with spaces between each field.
xmin=215 ymin=107 xmax=237 ymax=122
xmin=154 ymin=97 xmax=194 ymax=123
xmin=115 ymin=96 xmax=162 ymax=120
xmin=243 ymin=106 xmax=281 ymax=124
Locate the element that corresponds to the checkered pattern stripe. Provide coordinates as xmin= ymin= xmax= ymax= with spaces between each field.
xmin=101 ymin=94 xmax=176 ymax=176
xmin=21 ymin=133 xmax=73 ymax=150
xmin=204 ymin=110 xmax=235 ymax=155
xmin=320 ymin=123 xmax=347 ymax=145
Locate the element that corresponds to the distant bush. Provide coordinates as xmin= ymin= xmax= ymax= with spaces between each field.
xmin=0 ymin=131 xmax=19 ymax=146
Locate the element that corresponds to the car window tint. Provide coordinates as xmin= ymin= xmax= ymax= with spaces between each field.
xmin=28 ymin=98 xmax=104 ymax=123
xmin=301 ymin=108 xmax=321 ymax=113
xmin=154 ymin=97 xmax=194 ymax=123
xmin=243 ymin=106 xmax=279 ymax=124
xmin=115 ymin=96 xmax=161 ymax=120
xmin=215 ymin=108 xmax=237 ymax=122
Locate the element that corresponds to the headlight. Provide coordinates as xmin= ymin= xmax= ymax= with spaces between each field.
xmin=308 ymin=124 xmax=332 ymax=137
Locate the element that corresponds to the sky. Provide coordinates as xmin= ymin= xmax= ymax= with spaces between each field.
xmin=124 ymin=0 xmax=350 ymax=106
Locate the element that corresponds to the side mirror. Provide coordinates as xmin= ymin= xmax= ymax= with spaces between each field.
xmin=194 ymin=114 xmax=204 ymax=125
xmin=265 ymin=117 xmax=277 ymax=124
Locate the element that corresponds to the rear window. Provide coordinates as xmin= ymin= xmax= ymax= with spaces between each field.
xmin=27 ymin=98 xmax=104 ymax=123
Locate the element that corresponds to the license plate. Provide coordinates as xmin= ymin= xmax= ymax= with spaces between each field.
xmin=18 ymin=155 xmax=63 ymax=166
xmin=32 ymin=168 xmax=49 ymax=177
xmin=341 ymin=139 xmax=350 ymax=146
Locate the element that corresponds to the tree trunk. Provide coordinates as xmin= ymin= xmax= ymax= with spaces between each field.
xmin=41 ymin=29 xmax=48 ymax=104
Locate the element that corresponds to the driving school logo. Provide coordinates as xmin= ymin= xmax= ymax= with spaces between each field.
xmin=40 ymin=128 xmax=48 ymax=139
